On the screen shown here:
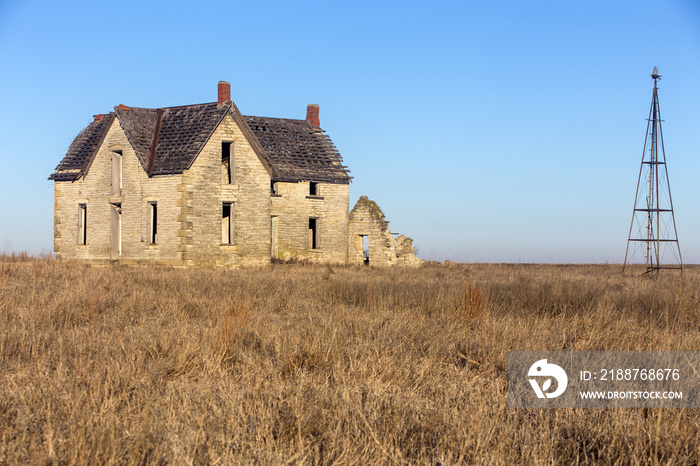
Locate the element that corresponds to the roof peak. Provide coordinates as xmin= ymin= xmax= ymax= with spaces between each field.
xmin=114 ymin=101 xmax=228 ymax=113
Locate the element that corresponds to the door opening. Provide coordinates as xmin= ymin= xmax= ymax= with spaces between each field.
xmin=361 ymin=235 xmax=369 ymax=265
xmin=271 ymin=216 xmax=278 ymax=259
xmin=110 ymin=203 xmax=122 ymax=260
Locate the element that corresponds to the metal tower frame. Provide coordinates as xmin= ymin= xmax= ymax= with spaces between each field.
xmin=623 ymin=67 xmax=683 ymax=274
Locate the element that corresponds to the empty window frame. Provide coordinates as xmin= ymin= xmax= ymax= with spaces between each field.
xmin=309 ymin=218 xmax=319 ymax=250
xmin=111 ymin=150 xmax=122 ymax=197
xmin=271 ymin=181 xmax=279 ymax=195
xmin=78 ymin=203 xmax=87 ymax=245
xmin=309 ymin=182 xmax=318 ymax=196
xmin=147 ymin=202 xmax=157 ymax=244
xmin=222 ymin=142 xmax=233 ymax=184
xmin=222 ymin=202 xmax=234 ymax=244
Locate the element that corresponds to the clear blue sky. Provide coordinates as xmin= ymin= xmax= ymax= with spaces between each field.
xmin=1 ymin=0 xmax=698 ymax=263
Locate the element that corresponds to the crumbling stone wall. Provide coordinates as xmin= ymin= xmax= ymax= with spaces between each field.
xmin=395 ymin=234 xmax=422 ymax=266
xmin=348 ymin=196 xmax=421 ymax=266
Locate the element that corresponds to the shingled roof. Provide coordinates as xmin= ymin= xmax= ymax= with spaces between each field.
xmin=117 ymin=103 xmax=235 ymax=176
xmin=244 ymin=116 xmax=350 ymax=184
xmin=48 ymin=113 xmax=115 ymax=181
xmin=49 ymin=101 xmax=352 ymax=184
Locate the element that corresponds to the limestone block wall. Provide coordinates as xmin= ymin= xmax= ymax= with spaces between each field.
xmin=52 ymin=112 xmax=351 ymax=267
xmin=348 ymin=196 xmax=397 ymax=266
xmin=395 ymin=234 xmax=423 ymax=267
xmin=54 ymin=119 xmax=185 ymax=265
xmin=270 ymin=181 xmax=349 ymax=263
xmin=185 ymin=113 xmax=272 ymax=267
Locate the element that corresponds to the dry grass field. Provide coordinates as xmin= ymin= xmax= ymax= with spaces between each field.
xmin=1 ymin=254 xmax=699 ymax=465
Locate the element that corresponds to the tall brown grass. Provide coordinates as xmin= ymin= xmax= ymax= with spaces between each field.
xmin=0 ymin=255 xmax=699 ymax=464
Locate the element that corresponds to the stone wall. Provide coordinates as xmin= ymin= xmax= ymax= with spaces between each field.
xmin=348 ymin=196 xmax=396 ymax=266
xmin=270 ymin=181 xmax=349 ymax=263
xmin=53 ymin=112 xmax=353 ymax=267
xmin=348 ymin=196 xmax=422 ymax=267
xmin=184 ymin=113 xmax=273 ymax=267
xmin=395 ymin=235 xmax=423 ymax=267
xmin=54 ymin=119 xmax=185 ymax=266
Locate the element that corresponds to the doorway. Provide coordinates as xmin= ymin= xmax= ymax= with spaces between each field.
xmin=110 ymin=203 xmax=121 ymax=260
xmin=271 ymin=216 xmax=278 ymax=259
xmin=361 ymin=235 xmax=369 ymax=265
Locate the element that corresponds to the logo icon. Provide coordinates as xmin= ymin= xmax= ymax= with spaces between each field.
xmin=528 ymin=359 xmax=568 ymax=398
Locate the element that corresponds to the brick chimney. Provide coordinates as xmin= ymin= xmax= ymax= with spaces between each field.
xmin=218 ymin=81 xmax=231 ymax=104
xmin=306 ymin=104 xmax=320 ymax=127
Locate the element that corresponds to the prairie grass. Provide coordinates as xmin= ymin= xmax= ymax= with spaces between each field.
xmin=0 ymin=255 xmax=699 ymax=464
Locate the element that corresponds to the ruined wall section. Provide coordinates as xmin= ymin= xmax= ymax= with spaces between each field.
xmin=270 ymin=182 xmax=349 ymax=263
xmin=348 ymin=196 xmax=422 ymax=267
xmin=395 ymin=234 xmax=423 ymax=267
xmin=348 ymin=196 xmax=396 ymax=266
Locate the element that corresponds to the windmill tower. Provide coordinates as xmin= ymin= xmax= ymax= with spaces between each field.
xmin=623 ymin=67 xmax=683 ymax=273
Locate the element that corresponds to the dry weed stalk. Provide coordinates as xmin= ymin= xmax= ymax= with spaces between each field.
xmin=458 ymin=283 xmax=485 ymax=322
xmin=0 ymin=260 xmax=7 ymax=288
xmin=214 ymin=299 xmax=251 ymax=363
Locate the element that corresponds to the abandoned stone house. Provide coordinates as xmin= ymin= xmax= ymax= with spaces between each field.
xmin=49 ymin=81 xmax=421 ymax=267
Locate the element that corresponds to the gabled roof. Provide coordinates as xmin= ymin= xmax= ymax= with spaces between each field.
xmin=116 ymin=103 xmax=231 ymax=176
xmin=244 ymin=116 xmax=351 ymax=184
xmin=48 ymin=113 xmax=115 ymax=181
xmin=49 ymin=101 xmax=352 ymax=184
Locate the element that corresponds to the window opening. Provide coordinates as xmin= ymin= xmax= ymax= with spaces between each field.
xmin=222 ymin=202 xmax=234 ymax=244
xmin=111 ymin=151 xmax=122 ymax=197
xmin=309 ymin=218 xmax=319 ymax=250
xmin=222 ymin=142 xmax=233 ymax=184
xmin=309 ymin=182 xmax=318 ymax=196
xmin=78 ymin=204 xmax=87 ymax=245
xmin=147 ymin=202 xmax=157 ymax=244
